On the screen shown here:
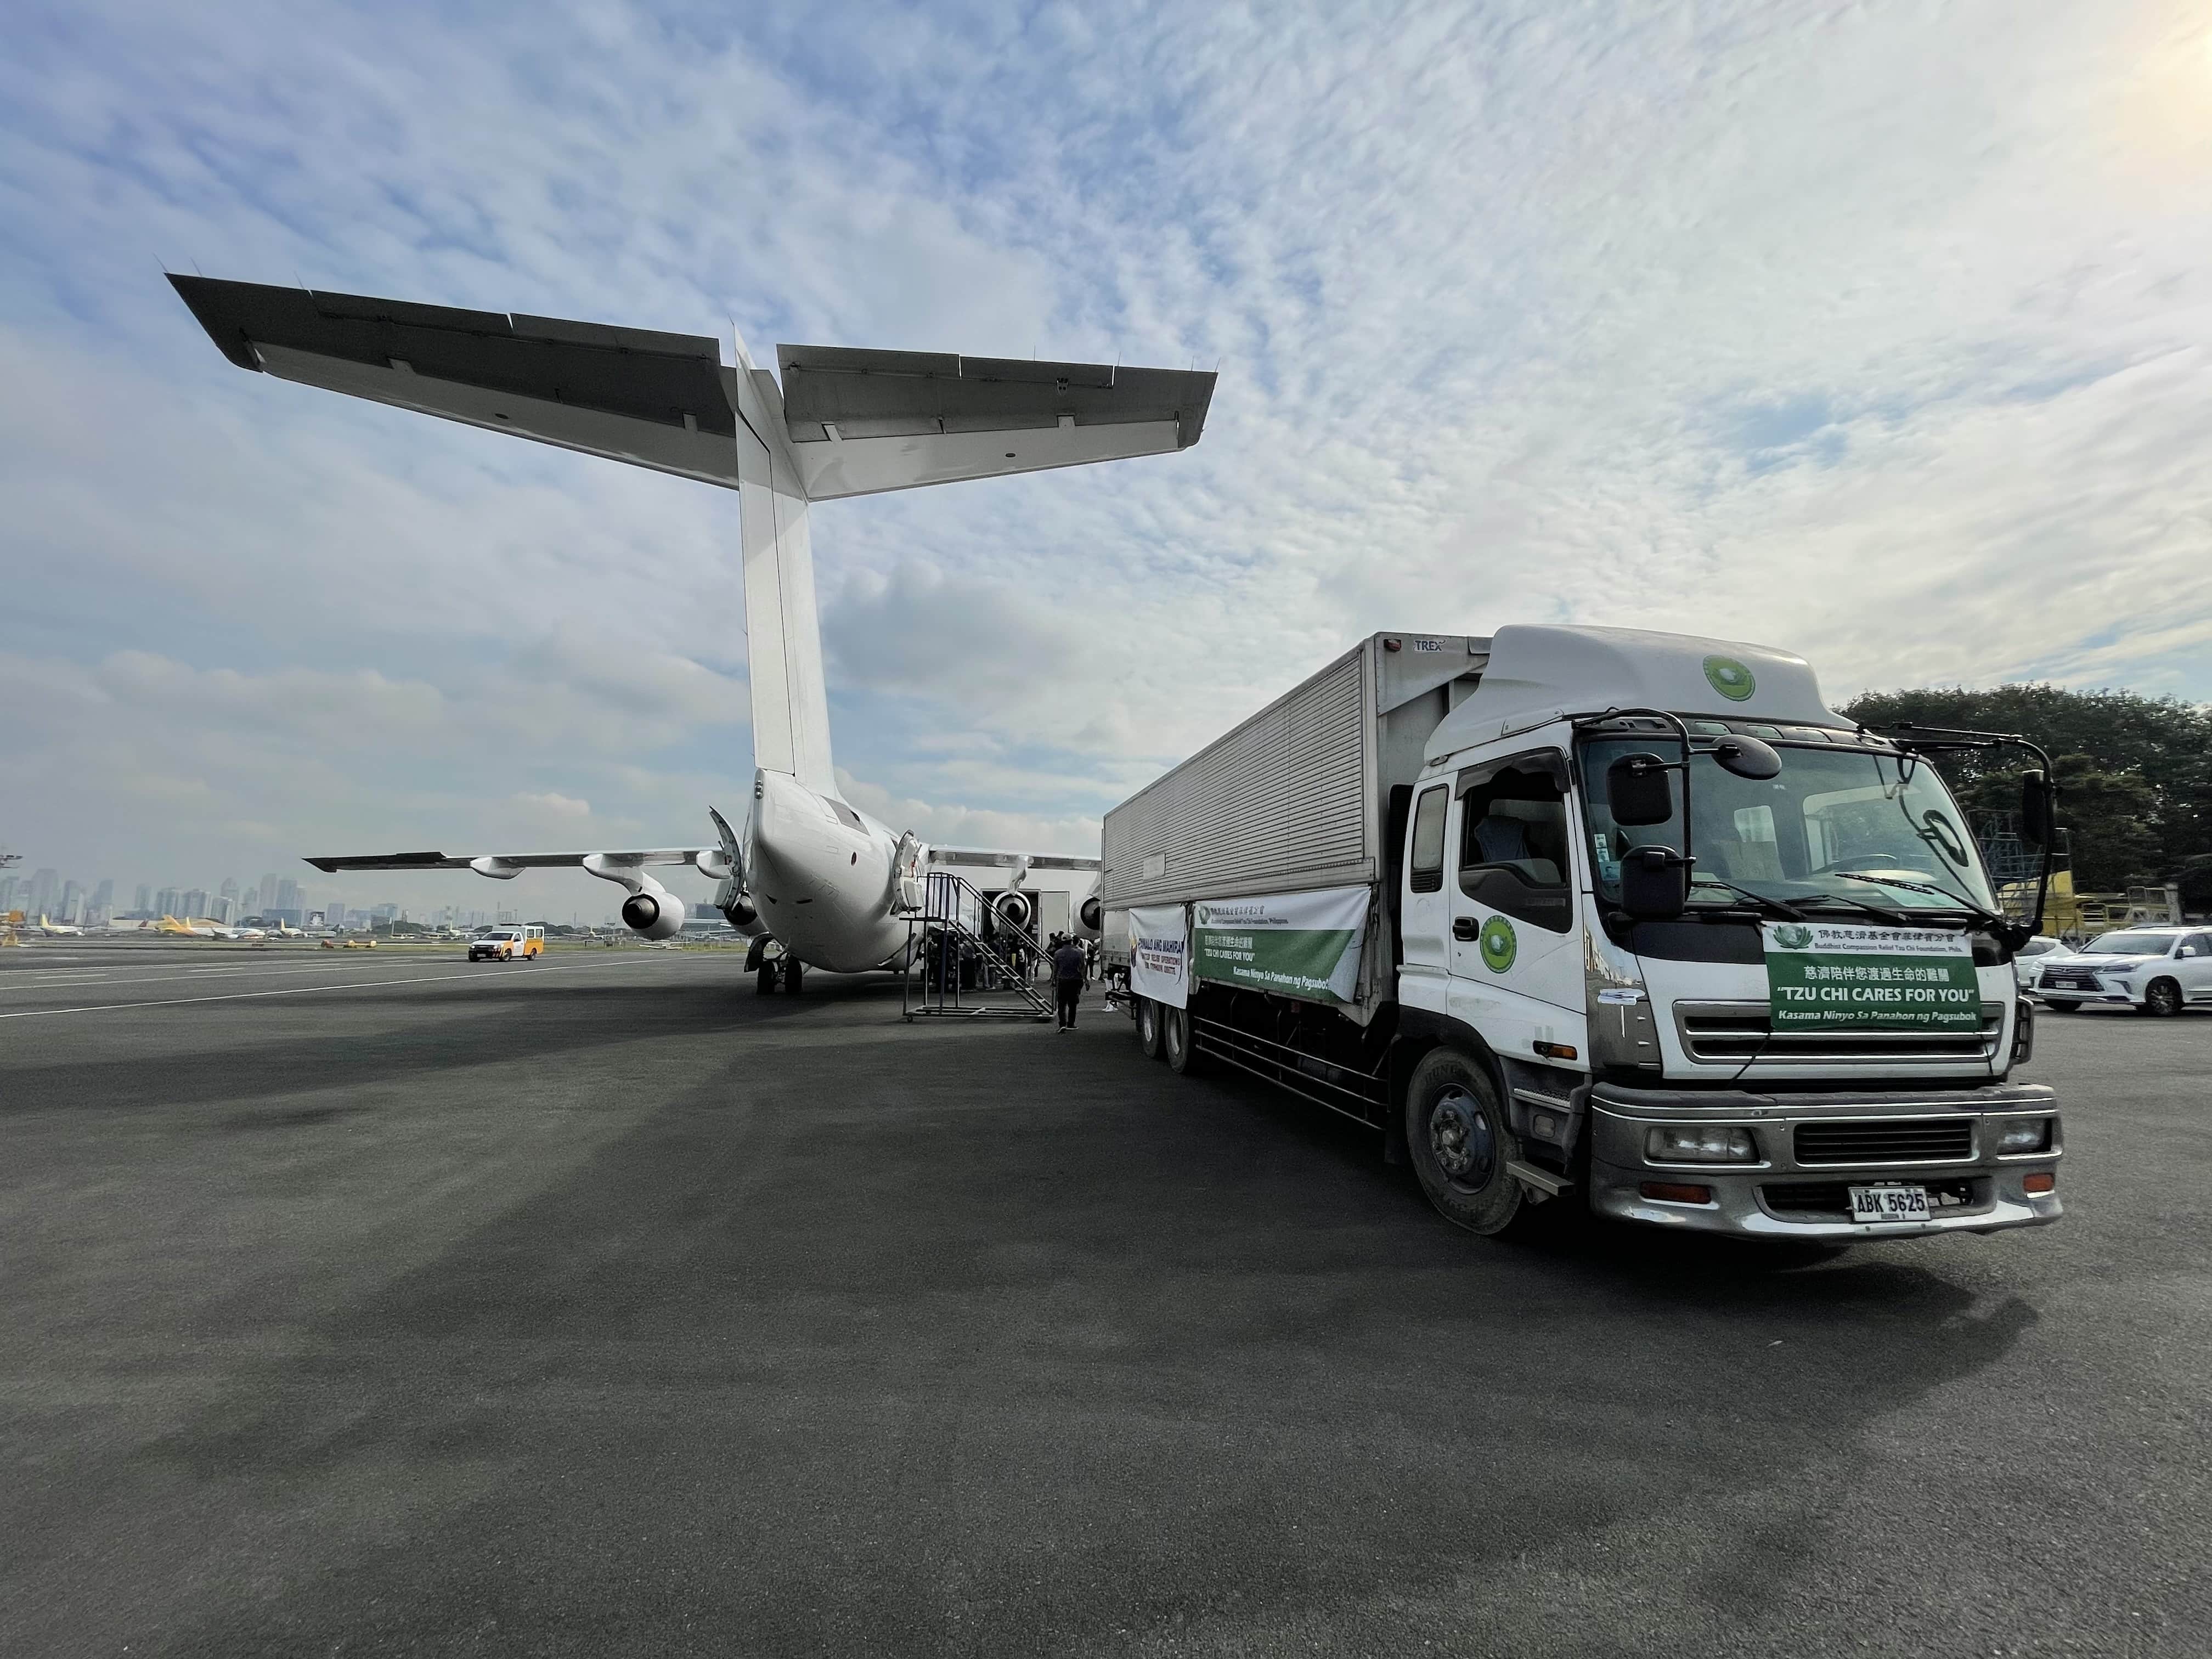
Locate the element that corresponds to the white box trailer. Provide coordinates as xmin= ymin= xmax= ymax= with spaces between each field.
xmin=1100 ymin=624 xmax=2066 ymax=1245
xmin=1102 ymin=632 xmax=1488 ymax=1019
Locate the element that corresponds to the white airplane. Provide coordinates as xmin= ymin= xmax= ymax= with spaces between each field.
xmin=34 ymin=915 xmax=87 ymax=936
xmin=171 ymin=276 xmax=1212 ymax=991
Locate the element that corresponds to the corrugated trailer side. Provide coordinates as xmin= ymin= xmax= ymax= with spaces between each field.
xmin=1101 ymin=641 xmax=1378 ymax=912
xmin=1101 ymin=631 xmax=1491 ymax=919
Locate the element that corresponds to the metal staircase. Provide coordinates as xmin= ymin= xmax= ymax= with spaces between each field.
xmin=899 ymin=870 xmax=1053 ymax=1022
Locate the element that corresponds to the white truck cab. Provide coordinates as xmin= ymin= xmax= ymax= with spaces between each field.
xmin=1392 ymin=627 xmax=2059 ymax=1239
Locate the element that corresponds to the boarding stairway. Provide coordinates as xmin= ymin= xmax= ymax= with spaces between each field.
xmin=899 ymin=870 xmax=1053 ymax=1023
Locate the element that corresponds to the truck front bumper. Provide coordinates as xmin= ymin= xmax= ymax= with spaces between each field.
xmin=1585 ymin=1080 xmax=2063 ymax=1240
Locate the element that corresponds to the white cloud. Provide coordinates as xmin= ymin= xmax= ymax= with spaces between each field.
xmin=515 ymin=791 xmax=591 ymax=819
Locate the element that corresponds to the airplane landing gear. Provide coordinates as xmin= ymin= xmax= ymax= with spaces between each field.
xmin=755 ymin=955 xmax=804 ymax=995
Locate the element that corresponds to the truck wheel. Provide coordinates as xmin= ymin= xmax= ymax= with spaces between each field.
xmin=1404 ymin=1048 xmax=1526 ymax=1238
xmin=1163 ymin=1005 xmax=1201 ymax=1075
xmin=2139 ymin=978 xmax=2182 ymax=1018
xmin=757 ymin=964 xmax=778 ymax=995
xmin=1137 ymin=997 xmax=1165 ymax=1059
xmin=2042 ymin=999 xmax=2079 ymax=1013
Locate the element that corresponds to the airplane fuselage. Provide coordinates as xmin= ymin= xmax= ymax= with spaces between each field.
xmin=743 ymin=768 xmax=911 ymax=974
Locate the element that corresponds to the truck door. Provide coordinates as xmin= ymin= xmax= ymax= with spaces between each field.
xmin=1446 ymin=749 xmax=1587 ymax=1057
xmin=1396 ymin=782 xmax=1453 ymax=1014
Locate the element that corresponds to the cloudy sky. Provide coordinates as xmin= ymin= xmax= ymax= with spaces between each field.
xmin=4 ymin=0 xmax=2209 ymax=919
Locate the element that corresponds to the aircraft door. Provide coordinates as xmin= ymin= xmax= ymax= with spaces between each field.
xmin=1038 ymin=889 xmax=1071 ymax=942
xmin=1445 ymin=749 xmax=1587 ymax=1058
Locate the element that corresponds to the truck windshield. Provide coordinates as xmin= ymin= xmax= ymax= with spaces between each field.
xmin=1581 ymin=736 xmax=2000 ymax=916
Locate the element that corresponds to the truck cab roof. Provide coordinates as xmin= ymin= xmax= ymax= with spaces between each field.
xmin=1423 ymin=624 xmax=1846 ymax=765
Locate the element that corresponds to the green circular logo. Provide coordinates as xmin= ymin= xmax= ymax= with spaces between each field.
xmin=1703 ymin=655 xmax=1756 ymax=701
xmin=1478 ymin=916 xmax=1517 ymax=973
xmin=1195 ymin=906 xmax=1210 ymax=924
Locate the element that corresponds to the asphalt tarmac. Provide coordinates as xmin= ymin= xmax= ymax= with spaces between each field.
xmin=2 ymin=941 xmax=2206 ymax=1657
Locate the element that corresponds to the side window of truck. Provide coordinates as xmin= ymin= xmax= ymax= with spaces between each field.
xmin=1457 ymin=751 xmax=1572 ymax=934
xmin=1408 ymin=786 xmax=1449 ymax=893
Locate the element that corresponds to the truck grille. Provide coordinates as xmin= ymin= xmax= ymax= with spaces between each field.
xmin=1793 ymin=1118 xmax=1976 ymax=1165
xmin=1674 ymin=1001 xmax=2002 ymax=1065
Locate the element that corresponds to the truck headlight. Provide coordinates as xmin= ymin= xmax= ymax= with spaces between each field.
xmin=1993 ymin=1118 xmax=2052 ymax=1155
xmin=1646 ymin=1125 xmax=1758 ymax=1164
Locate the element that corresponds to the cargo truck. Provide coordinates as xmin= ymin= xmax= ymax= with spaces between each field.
xmin=1099 ymin=625 xmax=2063 ymax=1242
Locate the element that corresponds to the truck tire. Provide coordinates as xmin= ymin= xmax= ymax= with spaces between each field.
xmin=2139 ymin=978 xmax=2182 ymax=1017
xmin=1403 ymin=1047 xmax=1527 ymax=1238
xmin=1137 ymin=997 xmax=1165 ymax=1059
xmin=2042 ymin=999 xmax=2080 ymax=1013
xmin=1163 ymin=1005 xmax=1201 ymax=1075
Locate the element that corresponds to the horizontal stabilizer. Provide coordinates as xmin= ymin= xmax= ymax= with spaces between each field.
xmin=169 ymin=275 xmax=1218 ymax=503
xmin=777 ymin=345 xmax=1215 ymax=500
xmin=168 ymin=275 xmax=744 ymax=488
xmin=304 ymin=848 xmax=711 ymax=874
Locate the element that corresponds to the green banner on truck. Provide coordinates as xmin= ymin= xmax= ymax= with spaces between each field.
xmin=1763 ymin=921 xmax=1981 ymax=1032
xmin=1193 ymin=886 xmax=1370 ymax=1006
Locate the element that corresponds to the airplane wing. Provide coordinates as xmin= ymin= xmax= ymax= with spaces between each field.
xmin=168 ymin=275 xmax=743 ymax=489
xmin=928 ymin=848 xmax=1102 ymax=871
xmin=168 ymin=275 xmax=1216 ymax=502
xmin=303 ymin=848 xmax=715 ymax=877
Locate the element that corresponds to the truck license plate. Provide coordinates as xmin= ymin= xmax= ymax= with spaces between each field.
xmin=1849 ymin=1184 xmax=1931 ymax=1224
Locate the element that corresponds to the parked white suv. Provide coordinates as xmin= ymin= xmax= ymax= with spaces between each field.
xmin=2035 ymin=927 xmax=2212 ymax=1017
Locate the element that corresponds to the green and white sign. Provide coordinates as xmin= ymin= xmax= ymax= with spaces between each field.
xmin=1193 ymin=885 xmax=1370 ymax=1006
xmin=1763 ymin=921 xmax=1980 ymax=1031
xmin=1703 ymin=654 xmax=1757 ymax=702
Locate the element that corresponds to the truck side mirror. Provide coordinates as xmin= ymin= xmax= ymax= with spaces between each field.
xmin=1712 ymin=735 xmax=1781 ymax=780
xmin=1620 ymin=845 xmax=1691 ymax=921
xmin=1606 ymin=754 xmax=1676 ymax=826
xmin=2019 ymin=771 xmax=2054 ymax=848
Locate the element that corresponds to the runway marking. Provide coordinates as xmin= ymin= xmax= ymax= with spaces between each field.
xmin=0 ymin=956 xmax=703 ymax=1019
xmin=0 ymin=958 xmax=536 ymax=992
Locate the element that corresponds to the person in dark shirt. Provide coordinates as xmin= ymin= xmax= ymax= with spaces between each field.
xmin=1051 ymin=936 xmax=1087 ymax=1031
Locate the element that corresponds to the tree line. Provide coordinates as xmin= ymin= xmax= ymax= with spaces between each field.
xmin=1836 ymin=685 xmax=2212 ymax=902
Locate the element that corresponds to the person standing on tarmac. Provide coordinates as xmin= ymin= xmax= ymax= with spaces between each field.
xmin=1051 ymin=933 xmax=1087 ymax=1031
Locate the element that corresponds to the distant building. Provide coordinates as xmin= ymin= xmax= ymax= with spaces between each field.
xmin=60 ymin=881 xmax=85 ymax=924
xmin=274 ymin=878 xmax=302 ymax=915
xmin=134 ymin=883 xmax=152 ymax=913
xmin=180 ymin=889 xmax=208 ymax=919
xmin=27 ymin=868 xmax=60 ymax=918
xmin=155 ymin=888 xmax=182 ymax=918
xmin=0 ymin=876 xmax=18 ymax=913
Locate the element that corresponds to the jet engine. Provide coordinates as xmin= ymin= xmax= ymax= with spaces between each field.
xmin=991 ymin=889 xmax=1032 ymax=930
xmin=1079 ymin=895 xmax=1102 ymax=934
xmin=619 ymin=877 xmax=686 ymax=941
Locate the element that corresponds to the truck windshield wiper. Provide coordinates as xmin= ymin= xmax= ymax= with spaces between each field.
xmin=1686 ymin=877 xmax=1807 ymax=921
xmin=1796 ymin=891 xmax=1922 ymax=928
xmin=1827 ymin=871 xmax=2008 ymax=931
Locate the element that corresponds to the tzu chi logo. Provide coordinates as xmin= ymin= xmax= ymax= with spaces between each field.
xmin=1773 ymin=923 xmax=1815 ymax=950
xmin=1703 ymin=655 xmax=1757 ymax=702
